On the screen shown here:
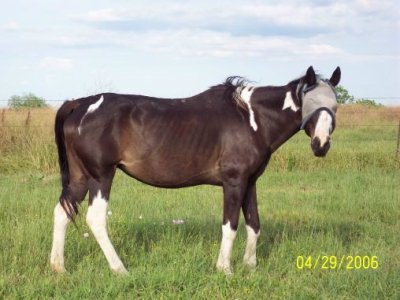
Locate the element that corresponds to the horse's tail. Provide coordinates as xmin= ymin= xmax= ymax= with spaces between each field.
xmin=55 ymin=100 xmax=79 ymax=219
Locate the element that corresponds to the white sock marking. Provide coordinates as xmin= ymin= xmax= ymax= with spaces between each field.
xmin=243 ymin=225 xmax=260 ymax=268
xmin=78 ymin=95 xmax=104 ymax=134
xmin=50 ymin=203 xmax=70 ymax=273
xmin=314 ymin=110 xmax=332 ymax=146
xmin=86 ymin=190 xmax=128 ymax=274
xmin=216 ymin=221 xmax=237 ymax=274
xmin=282 ymin=91 xmax=299 ymax=112
xmin=239 ymin=86 xmax=258 ymax=131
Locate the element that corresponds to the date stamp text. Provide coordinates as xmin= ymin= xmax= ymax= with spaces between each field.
xmin=296 ymin=255 xmax=379 ymax=270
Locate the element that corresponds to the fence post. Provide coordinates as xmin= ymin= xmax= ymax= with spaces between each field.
xmin=396 ymin=120 xmax=400 ymax=160
xmin=1 ymin=109 xmax=4 ymax=125
xmin=25 ymin=110 xmax=31 ymax=127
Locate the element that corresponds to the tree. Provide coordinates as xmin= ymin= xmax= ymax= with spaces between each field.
xmin=335 ymin=86 xmax=382 ymax=106
xmin=355 ymin=98 xmax=382 ymax=107
xmin=8 ymin=93 xmax=48 ymax=109
xmin=335 ymin=85 xmax=354 ymax=104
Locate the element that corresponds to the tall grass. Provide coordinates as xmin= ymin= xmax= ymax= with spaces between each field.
xmin=0 ymin=109 xmax=56 ymax=173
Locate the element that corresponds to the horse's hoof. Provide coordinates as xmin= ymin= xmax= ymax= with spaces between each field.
xmin=112 ymin=265 xmax=129 ymax=276
xmin=51 ymin=262 xmax=67 ymax=273
xmin=216 ymin=264 xmax=233 ymax=276
xmin=243 ymin=257 xmax=257 ymax=270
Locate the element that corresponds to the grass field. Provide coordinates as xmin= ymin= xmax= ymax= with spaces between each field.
xmin=0 ymin=105 xmax=399 ymax=299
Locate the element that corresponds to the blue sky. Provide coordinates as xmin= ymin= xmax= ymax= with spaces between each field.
xmin=0 ymin=0 xmax=399 ymax=106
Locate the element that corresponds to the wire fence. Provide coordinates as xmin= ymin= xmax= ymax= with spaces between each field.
xmin=0 ymin=97 xmax=399 ymax=101
xmin=0 ymin=96 xmax=399 ymax=108
xmin=1 ymin=107 xmax=399 ymax=158
xmin=0 ymin=108 xmax=399 ymax=127
xmin=397 ymin=121 xmax=400 ymax=159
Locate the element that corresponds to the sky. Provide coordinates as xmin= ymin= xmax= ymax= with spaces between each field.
xmin=0 ymin=0 xmax=399 ymax=107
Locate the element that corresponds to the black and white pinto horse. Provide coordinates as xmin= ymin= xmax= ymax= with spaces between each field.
xmin=51 ymin=66 xmax=340 ymax=275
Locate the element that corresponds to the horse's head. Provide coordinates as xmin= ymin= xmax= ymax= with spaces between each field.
xmin=300 ymin=66 xmax=341 ymax=157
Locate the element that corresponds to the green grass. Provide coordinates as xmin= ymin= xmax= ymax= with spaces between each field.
xmin=0 ymin=106 xmax=399 ymax=299
xmin=0 ymin=167 xmax=399 ymax=299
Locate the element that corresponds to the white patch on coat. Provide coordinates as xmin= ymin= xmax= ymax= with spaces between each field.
xmin=243 ymin=225 xmax=260 ymax=268
xmin=216 ymin=221 xmax=237 ymax=274
xmin=239 ymin=86 xmax=258 ymax=131
xmin=50 ymin=202 xmax=71 ymax=273
xmin=78 ymin=95 xmax=104 ymax=134
xmin=282 ymin=91 xmax=299 ymax=112
xmin=87 ymin=95 xmax=104 ymax=113
xmin=86 ymin=190 xmax=128 ymax=274
xmin=314 ymin=110 xmax=333 ymax=147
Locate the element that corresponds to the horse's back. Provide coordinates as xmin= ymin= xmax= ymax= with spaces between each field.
xmin=61 ymin=92 xmax=236 ymax=186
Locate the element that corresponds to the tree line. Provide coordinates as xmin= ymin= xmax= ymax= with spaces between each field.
xmin=6 ymin=86 xmax=382 ymax=109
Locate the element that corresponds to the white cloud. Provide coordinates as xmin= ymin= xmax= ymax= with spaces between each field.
xmin=2 ymin=21 xmax=21 ymax=31
xmin=75 ymin=8 xmax=123 ymax=22
xmin=86 ymin=28 xmax=346 ymax=58
xmin=49 ymin=27 xmax=346 ymax=59
xmin=0 ymin=0 xmax=398 ymax=103
xmin=61 ymin=0 xmax=399 ymax=61
xmin=40 ymin=57 xmax=73 ymax=71
xmin=301 ymin=44 xmax=344 ymax=56
xmin=72 ymin=1 xmax=398 ymax=33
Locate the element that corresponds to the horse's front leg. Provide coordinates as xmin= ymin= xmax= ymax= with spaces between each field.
xmin=216 ymin=176 xmax=247 ymax=275
xmin=242 ymin=183 xmax=260 ymax=269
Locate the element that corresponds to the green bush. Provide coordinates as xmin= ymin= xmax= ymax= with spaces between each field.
xmin=355 ymin=98 xmax=383 ymax=107
xmin=335 ymin=85 xmax=354 ymax=104
xmin=8 ymin=93 xmax=48 ymax=109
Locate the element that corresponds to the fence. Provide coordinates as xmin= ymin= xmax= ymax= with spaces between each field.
xmin=1 ymin=107 xmax=400 ymax=156
xmin=397 ymin=120 xmax=400 ymax=159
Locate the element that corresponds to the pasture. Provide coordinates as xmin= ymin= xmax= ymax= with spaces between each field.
xmin=0 ymin=105 xmax=399 ymax=299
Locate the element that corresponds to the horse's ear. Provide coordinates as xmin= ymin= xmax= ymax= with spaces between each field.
xmin=329 ymin=66 xmax=341 ymax=87
xmin=305 ymin=66 xmax=316 ymax=86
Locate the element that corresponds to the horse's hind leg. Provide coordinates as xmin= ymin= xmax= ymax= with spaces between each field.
xmin=242 ymin=183 xmax=260 ymax=269
xmin=85 ymin=171 xmax=128 ymax=275
xmin=50 ymin=181 xmax=87 ymax=273
xmin=217 ymin=175 xmax=248 ymax=275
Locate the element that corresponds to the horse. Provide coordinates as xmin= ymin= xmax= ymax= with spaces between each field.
xmin=50 ymin=66 xmax=341 ymax=275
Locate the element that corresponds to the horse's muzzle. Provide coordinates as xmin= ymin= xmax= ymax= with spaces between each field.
xmin=311 ymin=136 xmax=331 ymax=157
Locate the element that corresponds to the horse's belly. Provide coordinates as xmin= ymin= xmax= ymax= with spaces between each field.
xmin=118 ymin=158 xmax=221 ymax=187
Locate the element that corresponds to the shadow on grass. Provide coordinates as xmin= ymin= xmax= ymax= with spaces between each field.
xmin=110 ymin=216 xmax=363 ymax=261
xmin=258 ymin=219 xmax=363 ymax=259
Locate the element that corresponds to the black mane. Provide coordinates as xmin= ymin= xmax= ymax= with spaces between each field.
xmin=209 ymin=76 xmax=250 ymax=91
xmin=223 ymin=76 xmax=251 ymax=89
xmin=209 ymin=76 xmax=253 ymax=111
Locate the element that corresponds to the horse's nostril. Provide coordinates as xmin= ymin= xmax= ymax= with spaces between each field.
xmin=311 ymin=136 xmax=331 ymax=157
xmin=312 ymin=137 xmax=320 ymax=149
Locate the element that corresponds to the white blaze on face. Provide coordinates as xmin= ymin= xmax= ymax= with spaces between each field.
xmin=314 ymin=110 xmax=332 ymax=146
xmin=86 ymin=190 xmax=128 ymax=274
xmin=282 ymin=91 xmax=299 ymax=112
xmin=239 ymin=86 xmax=258 ymax=131
xmin=78 ymin=95 xmax=104 ymax=134
xmin=216 ymin=221 xmax=237 ymax=274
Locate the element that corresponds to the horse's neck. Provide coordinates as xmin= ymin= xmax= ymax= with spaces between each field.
xmin=253 ymin=87 xmax=302 ymax=153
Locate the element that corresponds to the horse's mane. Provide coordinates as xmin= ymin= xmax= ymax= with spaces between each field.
xmin=208 ymin=73 xmax=324 ymax=112
xmin=210 ymin=76 xmax=253 ymax=111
